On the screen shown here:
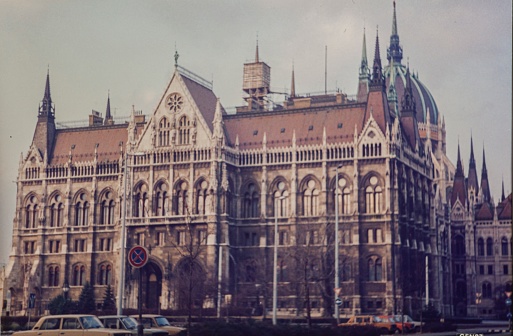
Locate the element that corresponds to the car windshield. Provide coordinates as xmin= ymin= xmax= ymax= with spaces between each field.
xmin=121 ymin=317 xmax=138 ymax=330
xmin=80 ymin=316 xmax=103 ymax=329
xmin=155 ymin=317 xmax=171 ymax=327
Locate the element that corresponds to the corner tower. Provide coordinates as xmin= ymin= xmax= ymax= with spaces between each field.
xmin=32 ymin=70 xmax=56 ymax=158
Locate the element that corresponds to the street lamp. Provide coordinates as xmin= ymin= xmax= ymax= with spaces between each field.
xmin=273 ymin=194 xmax=287 ymax=325
xmin=334 ymin=165 xmax=342 ymax=324
xmin=62 ymin=282 xmax=70 ymax=301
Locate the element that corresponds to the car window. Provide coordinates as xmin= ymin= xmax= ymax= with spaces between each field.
xmin=40 ymin=318 xmax=61 ymax=330
xmin=63 ymin=318 xmax=82 ymax=330
xmin=80 ymin=316 xmax=103 ymax=329
xmin=103 ymin=318 xmax=118 ymax=329
xmin=121 ymin=317 xmax=137 ymax=330
xmin=140 ymin=318 xmax=153 ymax=328
xmin=155 ymin=317 xmax=170 ymax=327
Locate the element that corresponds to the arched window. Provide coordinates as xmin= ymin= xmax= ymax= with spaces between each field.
xmin=364 ymin=176 xmax=383 ymax=214
xmin=74 ymin=192 xmax=89 ymax=226
xmin=133 ymin=184 xmax=149 ymax=217
xmin=243 ymin=183 xmax=259 ymax=218
xmin=73 ymin=264 xmax=86 ymax=286
xmin=195 ymin=180 xmax=208 ymax=215
xmin=155 ymin=183 xmax=169 ymax=216
xmin=49 ymin=194 xmax=63 ymax=227
xmin=174 ymin=181 xmax=188 ymax=215
xmin=486 ymin=237 xmax=493 ymax=256
xmin=100 ymin=191 xmax=115 ymax=224
xmin=48 ymin=266 xmax=54 ymax=287
xmin=454 ymin=235 xmax=465 ymax=256
xmin=501 ymin=237 xmax=509 ymax=256
xmin=303 ymin=179 xmax=319 ymax=216
xmin=368 ymin=257 xmax=382 ymax=281
xmin=482 ymin=282 xmax=492 ymax=298
xmin=24 ymin=195 xmax=39 ymax=228
xmin=158 ymin=117 xmax=171 ymax=147
xmin=477 ymin=238 xmax=485 ymax=256
xmin=98 ymin=264 xmax=112 ymax=285
xmin=273 ymin=181 xmax=289 ymax=217
xmin=178 ymin=116 xmax=191 ymax=145
xmin=334 ymin=176 xmax=351 ymax=214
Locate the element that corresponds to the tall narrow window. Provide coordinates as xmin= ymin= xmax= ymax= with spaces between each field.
xmin=303 ymin=179 xmax=319 ymax=216
xmin=25 ymin=195 xmax=39 ymax=228
xmin=158 ymin=117 xmax=171 ymax=147
xmin=174 ymin=181 xmax=188 ymax=215
xmin=478 ymin=238 xmax=485 ymax=256
xmin=501 ymin=237 xmax=509 ymax=256
xmin=50 ymin=194 xmax=63 ymax=227
xmin=100 ymin=191 xmax=115 ymax=224
xmin=155 ymin=183 xmax=169 ymax=216
xmin=243 ymin=183 xmax=259 ymax=218
xmin=178 ymin=115 xmax=191 ymax=145
xmin=133 ymin=184 xmax=149 ymax=217
xmin=486 ymin=237 xmax=493 ymax=256
xmin=274 ymin=181 xmax=289 ymax=217
xmin=74 ymin=192 xmax=89 ymax=226
xmin=195 ymin=181 xmax=208 ymax=215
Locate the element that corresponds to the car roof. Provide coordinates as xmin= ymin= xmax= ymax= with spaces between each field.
xmin=98 ymin=316 xmax=129 ymax=318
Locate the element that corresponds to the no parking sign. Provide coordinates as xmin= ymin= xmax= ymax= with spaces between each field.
xmin=128 ymin=246 xmax=149 ymax=268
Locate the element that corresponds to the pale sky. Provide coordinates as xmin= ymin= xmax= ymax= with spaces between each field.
xmin=0 ymin=0 xmax=511 ymax=264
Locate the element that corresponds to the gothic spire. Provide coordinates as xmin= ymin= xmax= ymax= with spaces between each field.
xmin=467 ymin=134 xmax=479 ymax=196
xmin=501 ymin=177 xmax=505 ymax=202
xmin=359 ymin=28 xmax=370 ymax=79
xmin=104 ymin=91 xmax=113 ymax=125
xmin=370 ymin=28 xmax=384 ymax=88
xmin=39 ymin=69 xmax=55 ymax=119
xmin=480 ymin=146 xmax=491 ymax=203
xmin=290 ymin=64 xmax=296 ymax=98
xmin=455 ymin=141 xmax=464 ymax=177
xmin=451 ymin=141 xmax=467 ymax=207
xmin=401 ymin=65 xmax=416 ymax=112
xmin=387 ymin=1 xmax=403 ymax=64
xmin=255 ymin=37 xmax=259 ymax=63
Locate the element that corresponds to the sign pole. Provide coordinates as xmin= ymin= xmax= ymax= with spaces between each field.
xmin=128 ymin=245 xmax=148 ymax=336
xmin=138 ymin=267 xmax=143 ymax=336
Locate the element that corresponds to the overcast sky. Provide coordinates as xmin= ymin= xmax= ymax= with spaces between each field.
xmin=0 ymin=0 xmax=511 ymax=264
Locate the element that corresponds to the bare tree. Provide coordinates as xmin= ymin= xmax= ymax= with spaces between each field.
xmin=168 ymin=208 xmax=210 ymax=334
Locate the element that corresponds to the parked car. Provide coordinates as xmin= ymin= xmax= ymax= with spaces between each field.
xmin=380 ymin=315 xmax=412 ymax=333
xmin=391 ymin=314 xmax=424 ymax=333
xmin=12 ymin=315 xmax=131 ymax=336
xmin=341 ymin=315 xmax=398 ymax=334
xmin=98 ymin=316 xmax=169 ymax=336
xmin=129 ymin=315 xmax=185 ymax=336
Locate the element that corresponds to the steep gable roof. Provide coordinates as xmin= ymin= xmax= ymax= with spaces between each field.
xmin=224 ymin=105 xmax=365 ymax=150
xmin=181 ymin=75 xmax=218 ymax=132
xmin=50 ymin=125 xmax=127 ymax=165
xmin=475 ymin=202 xmax=493 ymax=220
xmin=498 ymin=193 xmax=512 ymax=220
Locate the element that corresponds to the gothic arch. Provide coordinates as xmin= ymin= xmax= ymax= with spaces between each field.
xmin=153 ymin=179 xmax=169 ymax=216
xmin=98 ymin=188 xmax=116 ymax=225
xmin=174 ymin=257 xmax=206 ymax=309
xmin=269 ymin=177 xmax=289 ymax=217
xmin=241 ymin=179 xmax=260 ymax=219
xmin=193 ymin=177 xmax=209 ymax=215
xmin=330 ymin=173 xmax=352 ymax=215
xmin=48 ymin=191 xmax=64 ymax=228
xmin=173 ymin=179 xmax=189 ymax=215
xmin=133 ymin=181 xmax=150 ymax=217
xmin=72 ymin=189 xmax=90 ymax=226
xmin=298 ymin=175 xmax=321 ymax=216
xmin=361 ymin=172 xmax=384 ymax=214
xmin=23 ymin=192 xmax=40 ymax=229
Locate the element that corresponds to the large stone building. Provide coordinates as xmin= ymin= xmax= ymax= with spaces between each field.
xmin=3 ymin=3 xmax=510 ymax=319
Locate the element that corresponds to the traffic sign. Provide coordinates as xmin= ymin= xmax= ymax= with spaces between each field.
xmin=128 ymin=246 xmax=149 ymax=268
xmin=506 ymin=298 xmax=512 ymax=306
xmin=28 ymin=293 xmax=36 ymax=309
xmin=335 ymin=298 xmax=342 ymax=306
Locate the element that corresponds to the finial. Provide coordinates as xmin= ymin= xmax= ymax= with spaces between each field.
xmin=174 ymin=44 xmax=179 ymax=67
xmin=255 ymin=33 xmax=259 ymax=62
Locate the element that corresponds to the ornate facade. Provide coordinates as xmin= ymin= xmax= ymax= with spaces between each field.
xmin=3 ymin=3 xmax=510 ymax=319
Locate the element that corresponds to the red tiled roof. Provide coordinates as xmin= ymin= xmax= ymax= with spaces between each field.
xmin=50 ymin=125 xmax=128 ymax=165
xmin=498 ymin=193 xmax=512 ymax=219
xmin=475 ymin=202 xmax=493 ymax=220
xmin=224 ymin=106 xmax=365 ymax=150
xmin=181 ymin=75 xmax=218 ymax=132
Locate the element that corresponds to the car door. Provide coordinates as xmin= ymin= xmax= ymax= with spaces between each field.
xmin=35 ymin=317 xmax=62 ymax=336
xmin=61 ymin=317 xmax=84 ymax=336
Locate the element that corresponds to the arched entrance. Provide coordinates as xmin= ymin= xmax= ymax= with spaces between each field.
xmin=142 ymin=261 xmax=163 ymax=311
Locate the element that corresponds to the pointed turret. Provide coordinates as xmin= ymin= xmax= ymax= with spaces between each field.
xmin=32 ymin=70 xmax=56 ymax=158
xmin=104 ymin=91 xmax=114 ymax=125
xmin=357 ymin=28 xmax=370 ymax=102
xmin=467 ymin=135 xmax=479 ymax=199
xmin=387 ymin=1 xmax=403 ymax=64
xmin=369 ymin=28 xmax=384 ymax=89
xmin=480 ymin=146 xmax=491 ymax=203
xmin=290 ymin=64 xmax=296 ymax=98
xmin=255 ymin=38 xmax=259 ymax=63
xmin=399 ymin=65 xmax=419 ymax=149
xmin=501 ymin=178 xmax=505 ymax=202
xmin=451 ymin=142 xmax=467 ymax=207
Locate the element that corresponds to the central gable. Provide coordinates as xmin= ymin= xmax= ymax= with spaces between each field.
xmin=136 ymin=68 xmax=218 ymax=151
